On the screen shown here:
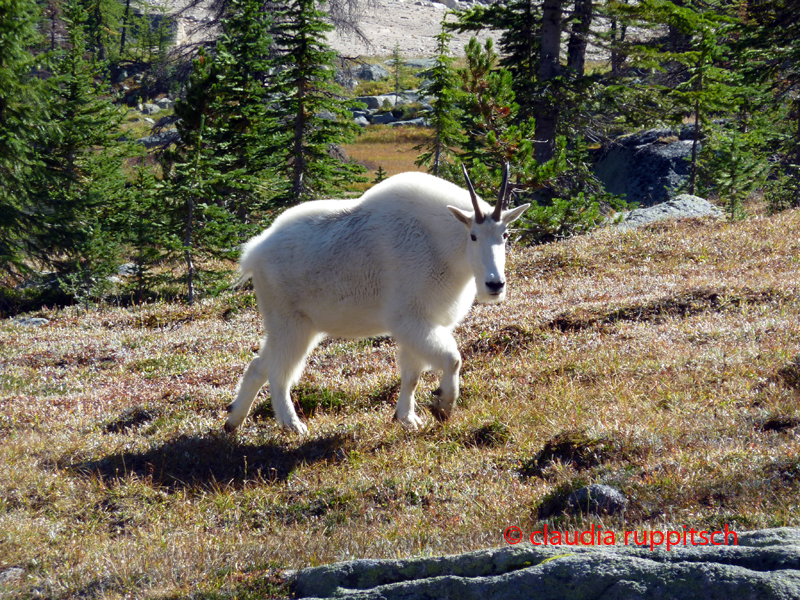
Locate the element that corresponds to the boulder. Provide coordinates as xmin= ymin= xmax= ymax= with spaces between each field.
xmin=140 ymin=103 xmax=161 ymax=116
xmin=355 ymin=63 xmax=391 ymax=81
xmin=390 ymin=117 xmax=427 ymax=127
xmin=155 ymin=97 xmax=174 ymax=110
xmin=372 ymin=113 xmax=398 ymax=125
xmin=138 ymin=129 xmax=180 ymax=149
xmin=593 ymin=126 xmax=701 ymax=207
xmin=335 ymin=71 xmax=359 ymax=90
xmin=11 ymin=317 xmax=49 ymax=327
xmin=293 ymin=528 xmax=800 ymax=600
xmin=564 ymin=484 xmax=628 ymax=516
xmin=616 ymin=194 xmax=724 ymax=230
xmin=355 ymin=95 xmax=399 ymax=110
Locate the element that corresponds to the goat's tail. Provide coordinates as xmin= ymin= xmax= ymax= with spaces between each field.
xmin=231 ymin=238 xmax=260 ymax=289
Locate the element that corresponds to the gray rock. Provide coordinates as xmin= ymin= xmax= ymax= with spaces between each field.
xmin=335 ymin=72 xmax=359 ymax=90
xmin=138 ymin=129 xmax=180 ymax=149
xmin=292 ymin=528 xmax=800 ymax=600
xmin=593 ymin=127 xmax=702 ymax=207
xmin=12 ymin=317 xmax=49 ymax=327
xmin=617 ymin=194 xmax=724 ymax=230
xmin=390 ymin=117 xmax=427 ymax=127
xmin=355 ymin=64 xmax=390 ymax=81
xmin=156 ymin=97 xmax=174 ymax=110
xmin=357 ymin=94 xmax=399 ymax=110
xmin=354 ymin=116 xmax=370 ymax=127
xmin=141 ymin=103 xmax=161 ymax=115
xmin=117 ymin=262 xmax=139 ymax=277
xmin=0 ymin=567 xmax=24 ymax=584
xmin=565 ymin=484 xmax=627 ymax=515
xmin=372 ymin=113 xmax=398 ymax=125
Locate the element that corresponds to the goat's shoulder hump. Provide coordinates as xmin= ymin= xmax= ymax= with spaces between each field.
xmin=361 ymin=172 xmax=473 ymax=214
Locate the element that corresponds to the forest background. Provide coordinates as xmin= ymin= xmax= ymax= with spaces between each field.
xmin=0 ymin=0 xmax=798 ymax=311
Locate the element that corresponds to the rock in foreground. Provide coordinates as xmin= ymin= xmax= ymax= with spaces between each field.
xmin=293 ymin=528 xmax=800 ymax=599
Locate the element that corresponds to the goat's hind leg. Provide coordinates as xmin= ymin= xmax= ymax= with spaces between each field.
xmin=264 ymin=318 xmax=319 ymax=436
xmin=226 ymin=339 xmax=270 ymax=433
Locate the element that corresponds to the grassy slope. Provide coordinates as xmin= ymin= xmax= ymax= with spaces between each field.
xmin=1 ymin=208 xmax=799 ymax=598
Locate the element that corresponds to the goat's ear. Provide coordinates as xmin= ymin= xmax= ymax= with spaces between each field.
xmin=502 ymin=203 xmax=531 ymax=226
xmin=448 ymin=205 xmax=473 ymax=228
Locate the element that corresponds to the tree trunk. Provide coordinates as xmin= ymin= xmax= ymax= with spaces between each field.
xmin=689 ymin=97 xmax=701 ymax=195
xmin=184 ymin=195 xmax=195 ymax=305
xmin=534 ymin=0 xmax=562 ymax=165
xmin=567 ymin=0 xmax=592 ymax=74
xmin=120 ymin=0 xmax=132 ymax=55
xmin=292 ymin=70 xmax=307 ymax=202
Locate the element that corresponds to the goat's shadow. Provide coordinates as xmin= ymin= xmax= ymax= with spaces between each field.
xmin=70 ymin=430 xmax=352 ymax=490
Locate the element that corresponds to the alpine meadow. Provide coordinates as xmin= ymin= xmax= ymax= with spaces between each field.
xmin=1 ymin=0 xmax=799 ymax=597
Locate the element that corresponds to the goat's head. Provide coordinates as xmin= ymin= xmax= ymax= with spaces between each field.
xmin=448 ymin=164 xmax=530 ymax=304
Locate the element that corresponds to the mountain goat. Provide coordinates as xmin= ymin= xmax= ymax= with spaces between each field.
xmin=225 ymin=165 xmax=530 ymax=435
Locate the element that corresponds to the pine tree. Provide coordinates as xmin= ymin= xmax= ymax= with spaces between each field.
xmin=164 ymin=41 xmax=263 ymax=303
xmin=32 ymin=0 xmax=129 ymax=303
xmin=121 ymin=150 xmax=166 ymax=303
xmin=0 ymin=0 xmax=49 ymax=274
xmin=737 ymin=0 xmax=800 ymax=208
xmin=414 ymin=25 xmax=465 ymax=177
xmin=172 ymin=0 xmax=276 ymax=224
xmin=265 ymin=0 xmax=365 ymax=203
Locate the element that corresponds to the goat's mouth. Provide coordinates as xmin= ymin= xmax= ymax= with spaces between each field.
xmin=478 ymin=290 xmax=506 ymax=304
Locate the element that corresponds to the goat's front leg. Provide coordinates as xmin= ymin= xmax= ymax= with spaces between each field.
xmin=395 ymin=345 xmax=425 ymax=429
xmin=394 ymin=324 xmax=461 ymax=423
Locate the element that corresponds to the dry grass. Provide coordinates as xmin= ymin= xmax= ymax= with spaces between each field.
xmin=1 ymin=208 xmax=799 ymax=598
xmin=343 ymin=125 xmax=428 ymax=190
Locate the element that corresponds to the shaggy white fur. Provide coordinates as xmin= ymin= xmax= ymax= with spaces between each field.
xmin=225 ymin=168 xmax=529 ymax=434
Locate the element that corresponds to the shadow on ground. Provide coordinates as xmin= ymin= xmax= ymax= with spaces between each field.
xmin=69 ymin=430 xmax=353 ymax=490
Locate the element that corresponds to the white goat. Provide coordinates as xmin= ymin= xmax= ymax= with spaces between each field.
xmin=225 ymin=165 xmax=530 ymax=434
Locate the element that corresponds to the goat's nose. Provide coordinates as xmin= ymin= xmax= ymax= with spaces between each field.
xmin=486 ymin=280 xmax=505 ymax=293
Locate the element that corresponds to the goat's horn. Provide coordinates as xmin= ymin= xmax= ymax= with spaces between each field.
xmin=492 ymin=163 xmax=510 ymax=222
xmin=462 ymin=163 xmax=484 ymax=224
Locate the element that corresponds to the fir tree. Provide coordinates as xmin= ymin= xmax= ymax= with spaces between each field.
xmin=164 ymin=43 xmax=260 ymax=303
xmin=164 ymin=114 xmax=243 ymax=304
xmin=122 ymin=149 xmax=166 ymax=303
xmin=414 ymin=25 xmax=465 ymax=177
xmin=171 ymin=0 xmax=276 ymax=224
xmin=0 ymin=0 xmax=49 ymax=274
xmin=265 ymin=0 xmax=365 ymax=203
xmin=32 ymin=0 xmax=129 ymax=302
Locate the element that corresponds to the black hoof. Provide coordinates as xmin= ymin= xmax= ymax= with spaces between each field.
xmin=223 ymin=422 xmax=236 ymax=433
xmin=432 ymin=387 xmax=442 ymax=396
xmin=225 ymin=403 xmax=233 ymax=413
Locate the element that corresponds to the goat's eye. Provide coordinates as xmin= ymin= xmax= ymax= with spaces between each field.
xmin=470 ymin=234 xmax=477 ymax=241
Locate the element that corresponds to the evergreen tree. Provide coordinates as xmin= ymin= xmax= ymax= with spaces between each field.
xmin=171 ymin=0 xmax=276 ymax=224
xmin=265 ymin=0 xmax=365 ymax=203
xmin=121 ymin=150 xmax=166 ymax=303
xmin=32 ymin=0 xmax=129 ymax=302
xmin=391 ymin=42 xmax=405 ymax=100
xmin=414 ymin=25 xmax=465 ymax=177
xmin=0 ymin=0 xmax=49 ymax=274
xmin=737 ymin=0 xmax=800 ymax=208
xmin=76 ymin=0 xmax=122 ymax=61
xmin=164 ymin=114 xmax=243 ymax=304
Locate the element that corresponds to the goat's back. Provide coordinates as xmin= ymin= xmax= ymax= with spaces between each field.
xmin=239 ymin=172 xmax=487 ymax=337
